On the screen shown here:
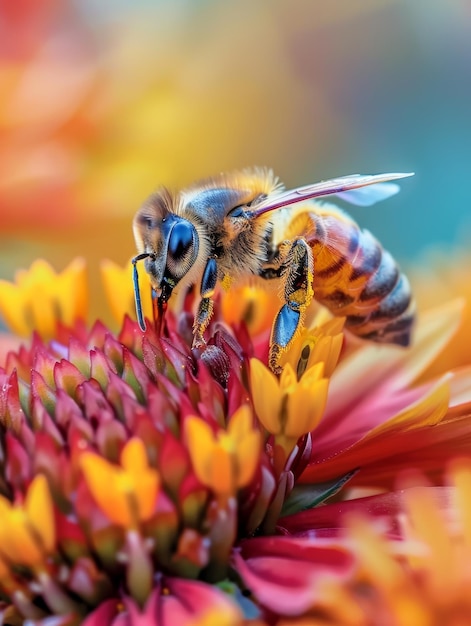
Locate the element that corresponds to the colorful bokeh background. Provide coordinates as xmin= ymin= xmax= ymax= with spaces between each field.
xmin=1 ymin=0 xmax=470 ymax=324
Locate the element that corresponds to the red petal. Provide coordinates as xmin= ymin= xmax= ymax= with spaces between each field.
xmin=122 ymin=347 xmax=150 ymax=403
xmin=5 ymin=432 xmax=31 ymax=491
xmin=118 ymin=316 xmax=145 ymax=357
xmin=303 ymin=408 xmax=471 ymax=488
xmin=31 ymin=369 xmax=56 ymax=416
xmin=82 ymin=599 xmax=120 ymax=626
xmin=54 ymin=358 xmax=86 ymax=398
xmin=278 ymin=489 xmax=409 ymax=536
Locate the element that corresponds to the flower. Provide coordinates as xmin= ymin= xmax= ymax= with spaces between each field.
xmin=0 ymin=255 xmax=471 ymax=623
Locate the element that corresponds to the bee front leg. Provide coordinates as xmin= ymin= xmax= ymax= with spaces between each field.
xmin=192 ymin=257 xmax=218 ymax=348
xmin=269 ymin=239 xmax=314 ymax=374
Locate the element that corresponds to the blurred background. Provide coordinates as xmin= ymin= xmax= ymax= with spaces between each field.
xmin=1 ymin=0 xmax=470 ymax=324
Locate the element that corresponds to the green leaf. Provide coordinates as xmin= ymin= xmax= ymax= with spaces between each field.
xmin=281 ymin=469 xmax=358 ymax=516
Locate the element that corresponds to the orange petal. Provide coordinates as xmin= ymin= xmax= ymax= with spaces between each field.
xmin=404 ymin=485 xmax=455 ymax=596
xmin=449 ymin=458 xmax=471 ymax=548
xmin=209 ymin=445 xmax=233 ymax=495
xmin=80 ymin=452 xmax=132 ymax=527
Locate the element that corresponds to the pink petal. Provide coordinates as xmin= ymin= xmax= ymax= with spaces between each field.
xmin=233 ymin=536 xmax=354 ymax=615
xmin=163 ymin=577 xmax=242 ymax=624
xmin=102 ymin=580 xmax=242 ymax=625
xmin=313 ymin=382 xmax=430 ymax=453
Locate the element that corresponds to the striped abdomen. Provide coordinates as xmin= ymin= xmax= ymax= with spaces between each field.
xmin=308 ymin=212 xmax=415 ymax=346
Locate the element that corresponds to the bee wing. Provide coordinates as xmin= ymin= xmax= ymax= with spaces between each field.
xmin=336 ymin=181 xmax=402 ymax=206
xmin=249 ymin=172 xmax=414 ymax=217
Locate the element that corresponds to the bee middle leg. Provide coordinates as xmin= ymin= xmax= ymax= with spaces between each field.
xmin=192 ymin=257 xmax=218 ymax=348
xmin=267 ymin=239 xmax=314 ymax=374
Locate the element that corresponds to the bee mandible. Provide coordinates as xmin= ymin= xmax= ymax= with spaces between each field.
xmin=132 ymin=169 xmax=415 ymax=373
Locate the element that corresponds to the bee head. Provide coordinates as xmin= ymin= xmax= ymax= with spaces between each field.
xmin=132 ymin=190 xmax=199 ymax=331
xmin=133 ymin=191 xmax=199 ymax=294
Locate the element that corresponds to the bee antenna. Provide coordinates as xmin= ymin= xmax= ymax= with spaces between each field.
xmin=132 ymin=253 xmax=153 ymax=332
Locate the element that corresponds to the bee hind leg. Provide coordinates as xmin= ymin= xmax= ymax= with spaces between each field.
xmin=269 ymin=238 xmax=314 ymax=374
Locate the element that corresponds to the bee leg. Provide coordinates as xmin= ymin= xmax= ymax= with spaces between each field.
xmin=192 ymin=257 xmax=218 ymax=348
xmin=269 ymin=238 xmax=313 ymax=374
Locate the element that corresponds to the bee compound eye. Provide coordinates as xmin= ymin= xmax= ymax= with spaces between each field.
xmin=168 ymin=221 xmax=196 ymax=261
xmin=228 ymin=205 xmax=249 ymax=219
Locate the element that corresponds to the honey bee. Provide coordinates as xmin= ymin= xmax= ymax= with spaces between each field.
xmin=132 ymin=169 xmax=414 ymax=373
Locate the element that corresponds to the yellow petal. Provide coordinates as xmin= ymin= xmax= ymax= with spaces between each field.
xmin=277 ymin=315 xmax=344 ymax=378
xmin=279 ymin=362 xmax=297 ymax=391
xmin=227 ymin=405 xmax=253 ymax=442
xmin=0 ymin=281 xmax=31 ymax=336
xmin=220 ymin=285 xmax=280 ymax=336
xmin=285 ymin=378 xmax=329 ymax=438
xmin=56 ymin=257 xmax=88 ymax=326
xmin=250 ymin=358 xmax=283 ymax=434
xmin=121 ymin=437 xmax=149 ymax=473
xmin=235 ymin=429 xmax=261 ymax=488
xmin=121 ymin=438 xmax=160 ymax=520
xmin=301 ymin=361 xmax=325 ymax=384
xmin=347 ymin=516 xmax=403 ymax=590
xmin=5 ymin=510 xmax=44 ymax=566
xmin=365 ymin=379 xmax=450 ymax=440
xmin=135 ymin=471 xmax=160 ymax=521
xmin=0 ymin=258 xmax=88 ymax=339
xmin=25 ymin=474 xmax=55 ymax=553
xmin=0 ymin=498 xmax=42 ymax=566
xmin=101 ymin=258 xmax=153 ymax=326
xmin=186 ymin=416 xmax=217 ymax=486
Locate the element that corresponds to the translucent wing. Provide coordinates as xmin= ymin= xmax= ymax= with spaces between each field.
xmin=249 ymin=172 xmax=414 ymax=217
xmin=336 ymin=181 xmax=401 ymax=206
